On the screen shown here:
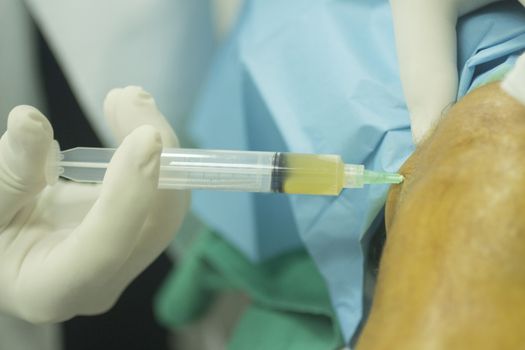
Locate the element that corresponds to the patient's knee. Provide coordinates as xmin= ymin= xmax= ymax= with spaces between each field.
xmin=357 ymin=83 xmax=525 ymax=350
xmin=386 ymin=82 xmax=525 ymax=230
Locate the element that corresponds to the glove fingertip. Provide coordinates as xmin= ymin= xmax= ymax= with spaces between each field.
xmin=7 ymin=105 xmax=53 ymax=142
xmin=121 ymin=85 xmax=154 ymax=103
xmin=103 ymin=88 xmax=123 ymax=121
xmin=101 ymin=125 xmax=162 ymax=197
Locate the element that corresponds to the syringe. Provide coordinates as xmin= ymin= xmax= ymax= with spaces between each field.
xmin=48 ymin=144 xmax=403 ymax=196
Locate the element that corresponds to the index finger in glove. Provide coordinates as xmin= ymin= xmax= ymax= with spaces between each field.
xmin=103 ymin=86 xmax=189 ymax=269
xmin=390 ymin=0 xmax=499 ymax=143
xmin=104 ymin=86 xmax=179 ymax=148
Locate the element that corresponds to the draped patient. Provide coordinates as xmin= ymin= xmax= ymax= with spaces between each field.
xmin=356 ymin=78 xmax=525 ymax=349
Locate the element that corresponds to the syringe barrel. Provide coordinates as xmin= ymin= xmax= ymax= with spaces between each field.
xmin=158 ymin=150 xmax=344 ymax=194
xmin=59 ymin=147 xmax=346 ymax=195
xmin=158 ymin=149 xmax=275 ymax=192
xmin=60 ymin=148 xmax=277 ymax=192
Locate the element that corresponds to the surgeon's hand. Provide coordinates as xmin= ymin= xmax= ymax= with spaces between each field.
xmin=0 ymin=86 xmax=189 ymax=323
xmin=389 ymin=0 xmax=516 ymax=143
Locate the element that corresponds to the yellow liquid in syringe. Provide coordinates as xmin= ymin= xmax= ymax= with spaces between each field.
xmin=273 ymin=153 xmax=344 ymax=195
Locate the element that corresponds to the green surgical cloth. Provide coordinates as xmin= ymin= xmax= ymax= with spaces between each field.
xmin=155 ymin=230 xmax=344 ymax=350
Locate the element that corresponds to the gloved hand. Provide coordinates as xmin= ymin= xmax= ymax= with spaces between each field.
xmin=0 ymin=86 xmax=189 ymax=323
xmin=389 ymin=0 xmax=517 ymax=143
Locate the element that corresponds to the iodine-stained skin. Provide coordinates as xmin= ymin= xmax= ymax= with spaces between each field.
xmin=356 ymin=83 xmax=525 ymax=350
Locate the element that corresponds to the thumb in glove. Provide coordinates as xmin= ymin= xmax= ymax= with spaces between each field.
xmin=0 ymin=106 xmax=53 ymax=229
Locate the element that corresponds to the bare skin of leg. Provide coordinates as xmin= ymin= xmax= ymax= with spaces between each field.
xmin=356 ymin=82 xmax=525 ymax=349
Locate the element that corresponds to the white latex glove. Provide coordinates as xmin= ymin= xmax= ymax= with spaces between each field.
xmin=0 ymin=86 xmax=189 ymax=323
xmin=390 ymin=0 xmax=513 ymax=143
xmin=502 ymin=52 xmax=525 ymax=105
